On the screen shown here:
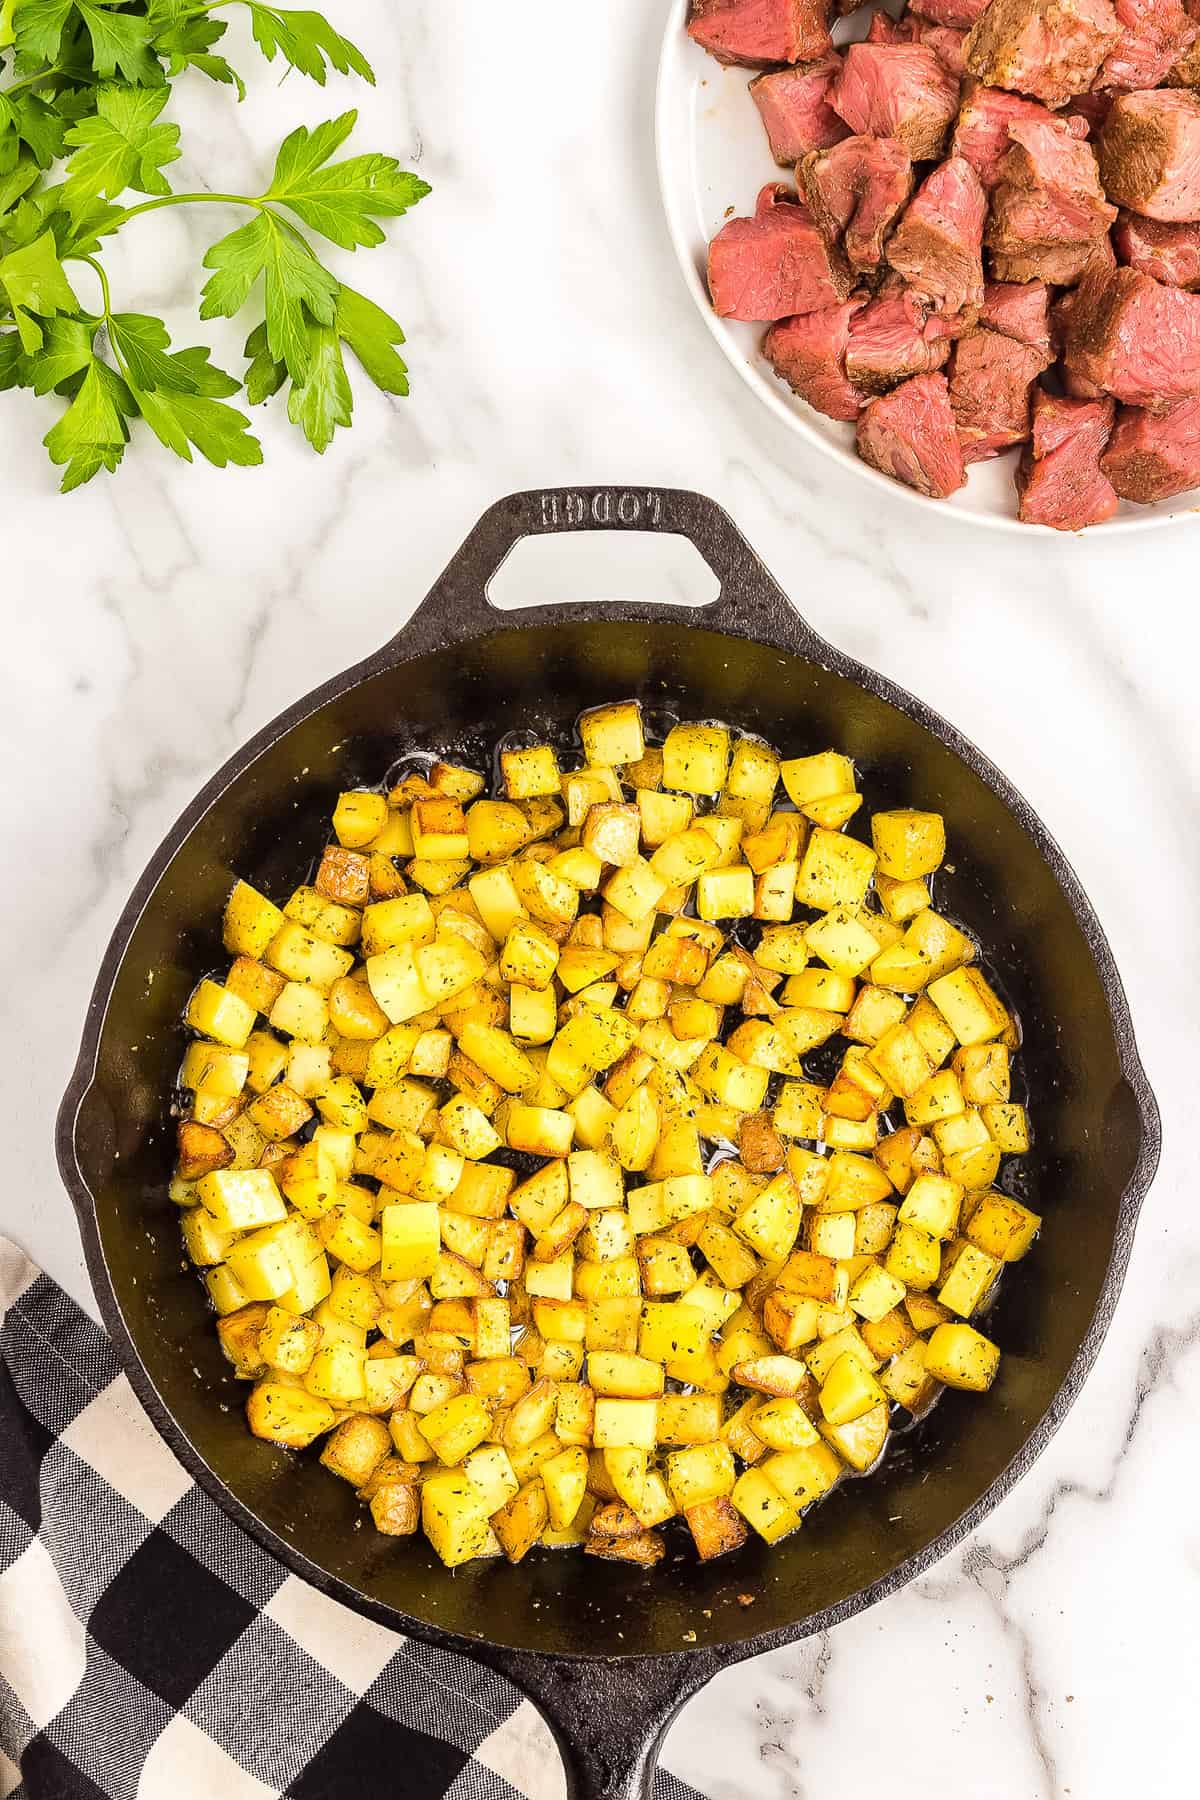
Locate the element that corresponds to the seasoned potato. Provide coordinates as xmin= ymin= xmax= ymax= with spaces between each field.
xmin=177 ymin=699 xmax=1034 ymax=1571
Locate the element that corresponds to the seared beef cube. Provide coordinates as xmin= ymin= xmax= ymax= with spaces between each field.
xmin=949 ymin=326 xmax=1050 ymax=459
xmin=920 ymin=25 xmax=970 ymax=74
xmin=888 ymin=157 xmax=987 ymax=315
xmin=1100 ymin=396 xmax=1200 ymax=498
xmin=708 ymin=184 xmax=854 ymax=321
xmin=979 ymin=278 xmax=1053 ymax=353
xmin=1113 ymin=211 xmax=1200 ymax=289
xmin=764 ymin=298 xmax=867 ymax=419
xmin=800 ymin=135 xmax=913 ymax=275
xmin=1016 ymin=389 xmax=1118 ymax=527
xmin=1062 ymin=91 xmax=1112 ymax=138
xmin=845 ymin=288 xmax=952 ymax=391
xmin=750 ymin=58 xmax=850 ymax=165
xmin=856 ymin=370 xmax=967 ymax=495
xmin=687 ymin=0 xmax=832 ymax=65
xmin=867 ymin=11 xmax=921 ymax=41
xmin=1096 ymin=0 xmax=1196 ymax=91
xmin=951 ymin=80 xmax=1083 ymax=190
xmin=831 ymin=44 xmax=961 ymax=162
xmin=988 ymin=118 xmax=1116 ymax=250
xmin=1063 ymin=266 xmax=1200 ymax=408
xmin=964 ymin=0 xmax=1119 ymax=107
xmin=1099 ymin=90 xmax=1200 ymax=223
xmin=990 ymin=232 xmax=1115 ymax=283
xmin=911 ymin=0 xmax=991 ymax=25
xmin=869 ymin=8 xmax=969 ymax=70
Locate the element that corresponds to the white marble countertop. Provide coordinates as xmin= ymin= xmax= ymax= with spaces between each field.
xmin=2 ymin=2 xmax=1195 ymax=1795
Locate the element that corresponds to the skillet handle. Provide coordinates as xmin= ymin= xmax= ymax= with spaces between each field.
xmin=476 ymin=1644 xmax=718 ymax=1800
xmin=394 ymin=485 xmax=808 ymax=654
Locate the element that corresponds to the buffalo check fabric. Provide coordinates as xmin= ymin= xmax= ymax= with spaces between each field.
xmin=0 ymin=1240 xmax=703 ymax=1800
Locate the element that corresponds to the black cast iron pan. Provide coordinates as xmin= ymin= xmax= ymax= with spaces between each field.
xmin=57 ymin=487 xmax=1160 ymax=1799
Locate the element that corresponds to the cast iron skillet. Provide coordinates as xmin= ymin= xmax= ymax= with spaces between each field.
xmin=57 ymin=487 xmax=1160 ymax=1800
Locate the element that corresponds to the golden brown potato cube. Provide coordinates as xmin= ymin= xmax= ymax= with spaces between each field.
xmin=247 ymin=1083 xmax=314 ymax=1143
xmin=491 ymin=1480 xmax=549 ymax=1563
xmin=926 ymin=967 xmax=1010 ymax=1046
xmin=954 ymin=1043 xmax=1011 ymax=1105
xmin=733 ymin=1353 xmax=809 ymax=1397
xmin=501 ymin=745 xmax=561 ymax=800
xmin=216 ymin=1302 xmax=270 ymax=1377
xmin=320 ymin=1414 xmax=392 ymax=1486
xmin=581 ymin=802 xmax=641 ymax=868
xmin=861 ymin=1305 xmax=916 ymax=1362
xmin=369 ymin=1481 xmax=420 ymax=1536
xmin=176 ymin=1120 xmax=234 ymax=1181
xmin=585 ymin=1529 xmax=665 ymax=1566
xmin=844 ymin=984 xmax=908 ymax=1046
xmin=870 ymin=809 xmax=946 ymax=880
xmin=965 ymin=1191 xmax=1041 ymax=1262
xmin=686 ymin=1495 xmax=749 ymax=1561
xmin=246 ymin=1380 xmax=335 ymax=1449
xmin=429 ymin=761 xmax=486 ymax=803
xmin=226 ymin=956 xmax=287 ymax=1016
xmin=925 ymin=1322 xmax=1000 ymax=1391
xmin=885 ymin=1222 xmax=942 ymax=1292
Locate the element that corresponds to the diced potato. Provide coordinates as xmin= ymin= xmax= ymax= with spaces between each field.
xmin=925 ymin=1322 xmax=1000 ymax=1391
xmin=662 ymin=722 xmax=731 ymax=795
xmin=938 ymin=1241 xmax=1001 ymax=1317
xmin=247 ymin=1381 xmax=335 ymax=1448
xmin=593 ymin=1397 xmax=658 ymax=1450
xmin=321 ymin=1415 xmax=391 ymax=1486
xmin=871 ymin=810 xmax=946 ymax=880
xmin=820 ymin=1399 xmax=888 ymax=1472
xmin=927 ymin=967 xmax=1011 ymax=1046
xmin=762 ymin=1440 xmax=841 ymax=1511
xmin=422 ymin=1472 xmax=501 ymax=1567
xmin=733 ymin=1468 xmax=802 ymax=1543
xmin=898 ymin=1172 xmax=963 ymax=1241
xmin=966 ymin=1191 xmax=1041 ymax=1261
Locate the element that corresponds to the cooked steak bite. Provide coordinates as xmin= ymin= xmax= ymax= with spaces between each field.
xmin=1062 ymin=91 xmax=1112 ymax=138
xmin=920 ymin=25 xmax=971 ymax=74
xmin=845 ymin=286 xmax=954 ymax=391
xmin=951 ymin=81 xmax=1084 ymax=190
xmin=988 ymin=118 xmax=1116 ymax=249
xmin=800 ymin=135 xmax=914 ymax=275
xmin=990 ymin=230 xmax=1115 ymax=282
xmin=979 ymin=278 xmax=1053 ymax=352
xmin=1098 ymin=89 xmax=1200 ymax=223
xmin=867 ymin=10 xmax=969 ymax=72
xmin=963 ymin=0 xmax=1119 ymax=108
xmin=764 ymin=298 xmax=867 ymax=418
xmin=750 ymin=59 xmax=850 ymax=164
xmin=708 ymin=184 xmax=855 ymax=320
xmin=831 ymin=44 xmax=962 ymax=162
xmin=888 ymin=156 xmax=987 ymax=314
xmin=687 ymin=0 xmax=832 ymax=66
xmin=1096 ymin=0 xmax=1197 ymax=92
xmin=1100 ymin=395 xmax=1200 ymax=497
xmin=1114 ymin=210 xmax=1200 ymax=288
xmin=1062 ymin=265 xmax=1200 ymax=407
xmin=1016 ymin=389 xmax=1118 ymax=525
xmin=856 ymin=370 xmax=967 ymax=494
xmin=911 ymin=0 xmax=991 ymax=26
xmin=949 ymin=326 xmax=1050 ymax=458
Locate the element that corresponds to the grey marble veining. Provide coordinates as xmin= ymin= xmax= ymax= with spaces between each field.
xmin=1 ymin=4 xmax=1195 ymax=1796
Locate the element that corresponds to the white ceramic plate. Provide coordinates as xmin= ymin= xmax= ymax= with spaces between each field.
xmin=655 ymin=0 xmax=1199 ymax=533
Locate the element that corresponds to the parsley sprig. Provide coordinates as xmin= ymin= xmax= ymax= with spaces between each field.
xmin=0 ymin=0 xmax=429 ymax=489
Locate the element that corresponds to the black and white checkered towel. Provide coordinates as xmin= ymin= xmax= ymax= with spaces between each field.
xmin=0 ymin=1238 xmax=703 ymax=1800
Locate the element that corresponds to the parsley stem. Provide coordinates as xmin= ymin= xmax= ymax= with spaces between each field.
xmin=75 ymin=254 xmax=112 ymax=320
xmin=1 ymin=62 xmax=63 ymax=97
xmin=114 ymin=191 xmax=263 ymax=226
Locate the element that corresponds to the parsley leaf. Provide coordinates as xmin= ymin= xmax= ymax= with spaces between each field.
xmin=76 ymin=0 xmax=161 ymax=84
xmin=26 ymin=310 xmax=95 ymax=390
xmin=12 ymin=0 xmax=75 ymax=66
xmin=137 ymin=382 xmax=261 ymax=466
xmin=200 ymin=208 xmax=337 ymax=379
xmin=336 ymin=284 xmax=409 ymax=395
xmin=147 ymin=0 xmax=244 ymax=95
xmin=264 ymin=112 xmax=431 ymax=250
xmin=242 ymin=318 xmax=285 ymax=402
xmin=42 ymin=355 xmax=133 ymax=485
xmin=285 ymin=315 xmax=348 ymax=450
xmin=239 ymin=3 xmax=373 ymax=85
xmin=63 ymin=83 xmax=179 ymax=203
xmin=0 ymin=228 xmax=79 ymax=349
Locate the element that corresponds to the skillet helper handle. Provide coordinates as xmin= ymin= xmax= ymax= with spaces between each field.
xmin=478 ymin=1646 xmax=716 ymax=1800
xmin=397 ymin=484 xmax=803 ymax=651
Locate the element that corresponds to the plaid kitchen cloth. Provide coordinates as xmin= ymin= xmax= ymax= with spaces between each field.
xmin=0 ymin=1239 xmax=703 ymax=1800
